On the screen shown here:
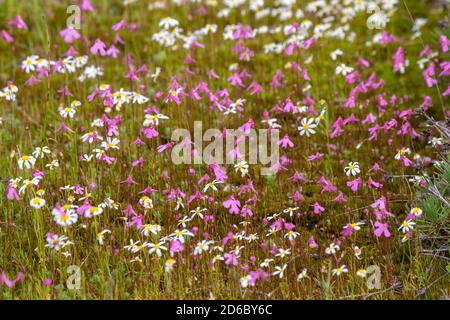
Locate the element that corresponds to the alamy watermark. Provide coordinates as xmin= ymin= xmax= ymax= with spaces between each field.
xmin=66 ymin=265 xmax=81 ymax=290
xmin=170 ymin=121 xmax=279 ymax=175
xmin=66 ymin=5 xmax=81 ymax=30
xmin=366 ymin=265 xmax=382 ymax=290
xmin=366 ymin=5 xmax=388 ymax=30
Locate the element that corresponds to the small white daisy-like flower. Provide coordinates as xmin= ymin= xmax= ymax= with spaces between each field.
xmin=399 ymin=219 xmax=415 ymax=233
xmin=332 ymin=265 xmax=348 ymax=276
xmin=30 ymin=197 xmax=46 ymax=209
xmin=335 ymin=64 xmax=354 ymax=76
xmin=298 ymin=118 xmax=317 ymax=137
xmin=18 ymin=155 xmax=36 ymax=170
xmin=344 ymin=162 xmax=361 ymax=176
xmin=356 ymin=268 xmax=367 ymax=278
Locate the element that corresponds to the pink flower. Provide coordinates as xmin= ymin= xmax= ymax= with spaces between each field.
xmin=392 ymin=47 xmax=407 ymax=73
xmin=60 ymin=27 xmax=80 ymax=43
xmin=1 ymin=30 xmax=14 ymax=43
xmin=9 ymin=15 xmax=28 ymax=29
xmin=7 ymin=183 xmax=20 ymax=201
xmin=422 ymin=63 xmax=437 ymax=87
xmin=1 ymin=272 xmax=25 ymax=288
xmin=81 ymin=0 xmax=94 ymax=11
xmin=278 ymin=133 xmax=294 ymax=149
xmin=400 ymin=155 xmax=412 ymax=167
xmin=90 ymin=39 xmax=107 ymax=56
xmin=141 ymin=127 xmax=159 ymax=139
xmin=42 ymin=278 xmax=53 ymax=287
xmin=308 ymin=236 xmax=318 ymax=248
xmin=170 ymin=240 xmax=184 ymax=254
xmin=120 ymin=175 xmax=138 ymax=186
xmin=439 ymin=35 xmax=449 ymax=53
xmin=112 ymin=19 xmax=127 ymax=31
xmin=223 ymin=195 xmax=241 ymax=214
xmin=374 ymin=221 xmax=391 ymax=238
xmin=346 ymin=177 xmax=362 ymax=193
xmin=367 ymin=177 xmax=383 ymax=189
xmin=311 ymin=202 xmax=325 ymax=215
xmin=224 ymin=252 xmax=238 ymax=266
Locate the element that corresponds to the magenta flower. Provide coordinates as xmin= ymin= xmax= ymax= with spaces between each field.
xmin=311 ymin=202 xmax=325 ymax=215
xmin=223 ymin=195 xmax=241 ymax=215
xmin=60 ymin=27 xmax=80 ymax=43
xmin=90 ymin=39 xmax=107 ymax=56
xmin=347 ymin=177 xmax=362 ymax=193
xmin=224 ymin=252 xmax=238 ymax=266
xmin=374 ymin=221 xmax=391 ymax=238
xmin=1 ymin=272 xmax=25 ymax=288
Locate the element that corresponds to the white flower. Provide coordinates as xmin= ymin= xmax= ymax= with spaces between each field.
xmin=399 ymin=220 xmax=415 ymax=233
xmin=353 ymin=245 xmax=362 ymax=260
xmin=141 ymin=224 xmax=162 ymax=237
xmin=335 ymin=64 xmax=353 ymax=76
xmin=272 ymin=264 xmax=288 ymax=278
xmin=430 ymin=137 xmax=443 ymax=147
xmin=410 ymin=207 xmax=422 ymax=217
xmin=284 ymin=230 xmax=300 ymax=241
xmin=283 ymin=207 xmax=299 ymax=217
xmin=298 ymin=118 xmax=317 ymax=137
xmin=395 ymin=147 xmax=411 ymax=160
xmin=330 ymin=49 xmax=343 ymax=61
xmin=21 ymin=55 xmax=39 ymax=73
xmin=194 ymin=240 xmax=213 ymax=255
xmin=234 ymin=161 xmax=249 ymax=177
xmin=101 ymin=138 xmax=120 ymax=150
xmin=356 ymin=268 xmax=367 ymax=278
xmin=32 ymin=146 xmax=51 ymax=159
xmin=159 ymin=17 xmax=179 ymax=29
xmin=124 ymin=239 xmax=141 ymax=253
xmin=84 ymin=206 xmax=103 ymax=218
xmin=145 ymin=241 xmax=168 ymax=257
xmin=275 ymin=248 xmax=291 ymax=258
xmin=297 ymin=268 xmax=308 ymax=281
xmin=203 ymin=180 xmax=223 ymax=193
xmin=97 ymin=229 xmax=111 ymax=245
xmin=30 ymin=197 xmax=46 ymax=209
xmin=260 ymin=258 xmax=274 ymax=268
xmin=165 ymin=258 xmax=176 ymax=272
xmin=344 ymin=162 xmax=360 ymax=176
xmin=240 ymin=275 xmax=252 ymax=288
xmin=332 ymin=265 xmax=348 ymax=276
xmin=138 ymin=196 xmax=153 ymax=209
xmin=325 ymin=242 xmax=340 ymax=255
xmin=45 ymin=160 xmax=59 ymax=170
xmin=45 ymin=234 xmax=69 ymax=251
xmin=170 ymin=229 xmax=194 ymax=243
xmin=190 ymin=207 xmax=207 ymax=219
xmin=53 ymin=207 xmax=78 ymax=227
xmin=177 ymin=215 xmax=192 ymax=228
xmin=18 ymin=155 xmax=36 ymax=170
xmin=59 ymin=106 xmax=76 ymax=118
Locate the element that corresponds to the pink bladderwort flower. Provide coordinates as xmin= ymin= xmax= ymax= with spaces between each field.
xmin=0 ymin=272 xmax=25 ymax=288
xmin=9 ymin=15 xmax=28 ymax=29
xmin=347 ymin=177 xmax=362 ymax=193
xmin=223 ymin=195 xmax=241 ymax=215
xmin=60 ymin=27 xmax=80 ymax=43
xmin=90 ymin=38 xmax=107 ymax=56
xmin=311 ymin=202 xmax=325 ymax=215
xmin=224 ymin=252 xmax=239 ymax=266
xmin=374 ymin=221 xmax=391 ymax=238
xmin=392 ymin=47 xmax=408 ymax=73
xmin=439 ymin=35 xmax=449 ymax=53
xmin=81 ymin=0 xmax=94 ymax=11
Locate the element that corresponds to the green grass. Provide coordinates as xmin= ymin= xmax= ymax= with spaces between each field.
xmin=0 ymin=0 xmax=448 ymax=299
